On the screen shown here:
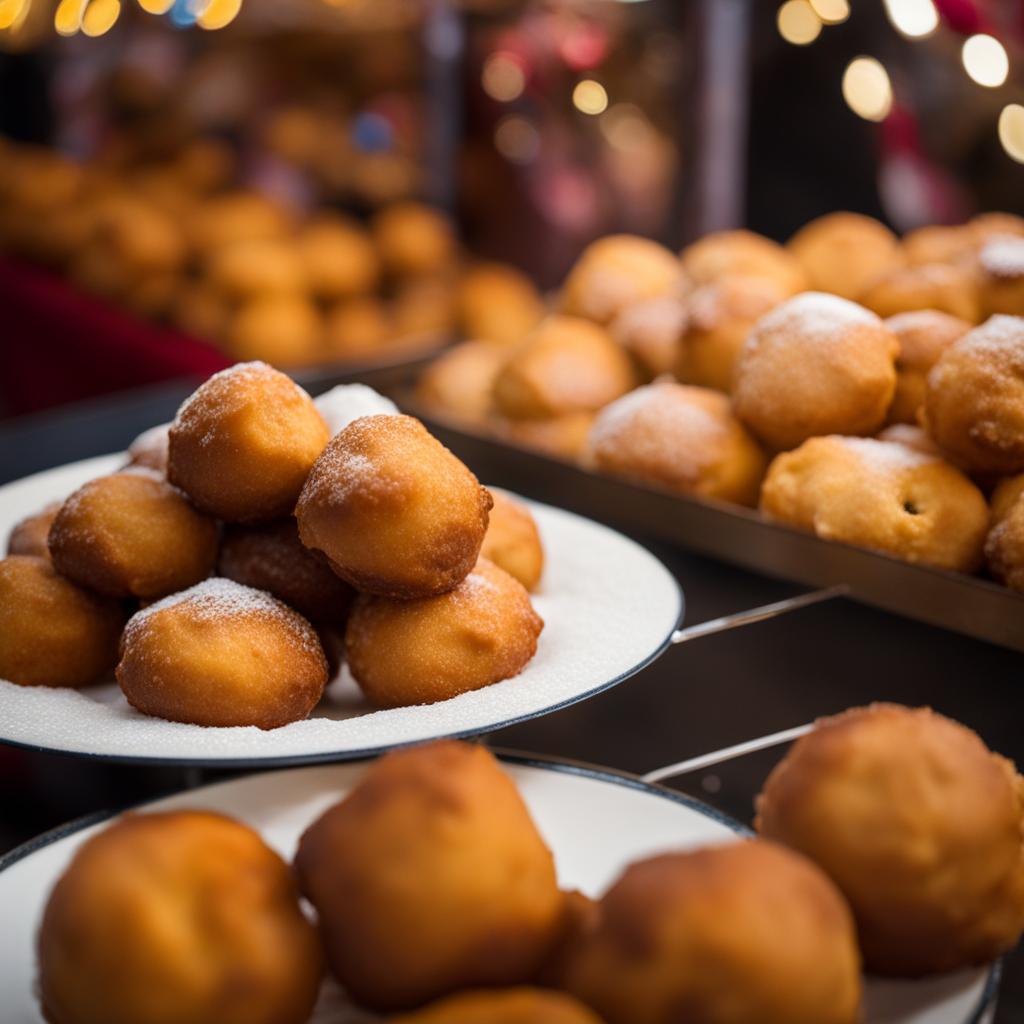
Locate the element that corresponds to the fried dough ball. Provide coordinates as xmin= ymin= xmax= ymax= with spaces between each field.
xmin=415 ymin=340 xmax=507 ymax=426
xmin=884 ymin=310 xmax=971 ymax=425
xmin=498 ymin=412 xmax=597 ymax=462
xmin=978 ymin=236 xmax=1024 ymax=317
xmin=756 ymin=704 xmax=1024 ymax=976
xmin=902 ymin=224 xmax=976 ymax=267
xmin=991 ymin=473 xmax=1024 ymax=523
xmin=205 ymin=239 xmax=306 ymax=300
xmin=218 ymin=518 xmax=354 ymax=628
xmin=788 ymin=211 xmax=901 ymax=299
xmin=921 ymin=315 xmax=1024 ymax=475
xmin=117 ymin=578 xmax=328 ymax=728
xmin=394 ymin=276 xmax=458 ymax=341
xmin=226 ymin=294 xmax=324 ymax=368
xmin=38 ymin=811 xmax=323 ymax=1024
xmin=169 ymin=362 xmax=330 ymax=523
xmin=6 ymin=501 xmax=61 ymax=558
xmin=859 ymin=263 xmax=981 ymax=323
xmin=676 ymin=276 xmax=785 ymax=392
xmin=458 ymin=262 xmax=545 ymax=345
xmin=314 ymin=383 xmax=399 ymax=436
xmin=372 ymin=201 xmax=457 ymax=278
xmin=561 ymin=235 xmax=686 ymax=325
xmin=761 ymin=436 xmax=988 ymax=571
xmin=174 ymin=282 xmax=231 ymax=343
xmin=875 ymin=423 xmax=942 ymax=457
xmin=387 ymin=988 xmax=603 ymax=1024
xmin=298 ymin=215 xmax=380 ymax=301
xmin=186 ymin=191 xmax=292 ymax=254
xmin=481 ymin=490 xmax=544 ymax=591
xmin=589 ymin=382 xmax=767 ymax=506
xmin=0 ymin=556 xmax=125 ymax=688
xmin=492 ymin=316 xmax=637 ymax=420
xmin=971 ymin=211 xmax=1024 ymax=246
xmin=986 ymin=475 xmax=1024 ymax=592
xmin=325 ymin=296 xmax=393 ymax=358
xmin=296 ymin=415 xmax=492 ymax=598
xmin=560 ymin=841 xmax=862 ymax=1024
xmin=173 ymin=137 xmax=236 ymax=193
xmin=126 ymin=422 xmax=170 ymax=475
xmin=609 ymin=295 xmax=687 ymax=378
xmin=681 ymin=229 xmax=807 ymax=296
xmin=294 ymin=741 xmax=566 ymax=1011
xmin=732 ymin=293 xmax=898 ymax=450
xmin=48 ymin=471 xmax=218 ymax=600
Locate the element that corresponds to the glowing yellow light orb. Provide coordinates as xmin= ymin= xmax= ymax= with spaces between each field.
xmin=494 ymin=115 xmax=539 ymax=164
xmin=572 ymin=79 xmax=608 ymax=116
xmin=135 ymin=0 xmax=172 ymax=12
xmin=842 ymin=56 xmax=893 ymax=122
xmin=882 ymin=0 xmax=938 ymax=38
xmin=999 ymin=104 xmax=1024 ymax=165
xmin=961 ymin=34 xmax=1009 ymax=88
xmin=777 ymin=0 xmax=822 ymax=45
xmin=482 ymin=53 xmax=525 ymax=103
xmin=82 ymin=0 xmax=120 ymax=36
xmin=54 ymin=0 xmax=85 ymax=35
xmin=810 ymin=0 xmax=849 ymax=25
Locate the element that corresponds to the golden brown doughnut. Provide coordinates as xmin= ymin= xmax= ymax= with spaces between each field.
xmin=561 ymin=234 xmax=686 ymax=324
xmin=126 ymin=422 xmax=170 ymax=475
xmin=296 ymin=415 xmax=491 ymax=598
xmin=681 ymin=228 xmax=807 ymax=296
xmin=756 ymin=704 xmax=1024 ymax=976
xmin=168 ymin=362 xmax=330 ymax=523
xmin=675 ymin=276 xmax=786 ymax=392
xmin=986 ymin=496 xmax=1024 ymax=592
xmin=497 ymin=412 xmax=597 ymax=462
xmin=560 ymin=840 xmax=862 ymax=1024
xmin=883 ymin=310 xmax=971 ymax=425
xmin=325 ymin=296 xmax=393 ymax=358
xmin=415 ymin=340 xmax=507 ymax=426
xmin=859 ymin=263 xmax=981 ymax=322
xmin=173 ymin=137 xmax=236 ymax=193
xmin=6 ymin=501 xmax=61 ymax=559
xmin=205 ymin=238 xmax=306 ymax=300
xmin=116 ymin=577 xmax=328 ymax=729
xmin=457 ymin=262 xmax=545 ymax=345
xmin=991 ymin=473 xmax=1024 ymax=523
xmin=492 ymin=315 xmax=637 ymax=420
xmin=732 ymin=292 xmax=898 ymax=450
xmin=901 ymin=224 xmax=976 ymax=267
xmin=372 ymin=201 xmax=457 ymax=278
xmin=875 ymin=423 xmax=942 ymax=456
xmin=387 ymin=988 xmax=603 ymax=1024
xmin=49 ymin=470 xmax=218 ymax=600
xmin=481 ymin=490 xmax=544 ymax=592
xmin=978 ymin=236 xmax=1024 ymax=317
xmin=173 ymin=282 xmax=230 ymax=343
xmin=38 ymin=810 xmax=322 ymax=1024
xmin=761 ymin=436 xmax=988 ymax=571
xmin=609 ymin=295 xmax=687 ymax=378
xmin=970 ymin=211 xmax=1024 ymax=246
xmin=186 ymin=191 xmax=293 ymax=254
xmin=922 ymin=315 xmax=1024 ymax=475
xmin=88 ymin=194 xmax=187 ymax=276
xmin=393 ymin=276 xmax=458 ymax=342
xmin=226 ymin=294 xmax=324 ymax=368
xmin=298 ymin=215 xmax=380 ymax=301
xmin=345 ymin=558 xmax=542 ymax=707
xmin=589 ymin=382 xmax=767 ymax=506
xmin=294 ymin=740 xmax=566 ymax=1011
xmin=0 ymin=556 xmax=125 ymax=688
xmin=788 ymin=211 xmax=901 ymax=299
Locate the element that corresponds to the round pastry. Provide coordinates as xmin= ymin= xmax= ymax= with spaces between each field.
xmin=49 ymin=470 xmax=218 ymax=600
xmin=345 ymin=558 xmax=542 ymax=707
xmin=415 ymin=340 xmax=507 ymax=426
xmin=168 ymin=362 xmax=330 ymax=523
xmin=124 ymin=271 xmax=181 ymax=320
xmin=859 ymin=263 xmax=981 ymax=323
xmin=760 ymin=436 xmax=988 ymax=571
xmin=970 ymin=211 xmax=1024 ymax=246
xmin=675 ymin=276 xmax=786 ymax=392
xmin=294 ymin=740 xmax=566 ymax=1011
xmin=116 ymin=578 xmax=328 ymax=729
xmin=481 ymin=490 xmax=544 ymax=592
xmin=218 ymin=518 xmax=354 ymax=627
xmin=985 ymin=475 xmax=1024 ymax=592
xmin=296 ymin=415 xmax=492 ymax=598
xmin=325 ymin=296 xmax=393 ymax=358
xmin=883 ymin=310 xmax=970 ymax=425
xmin=457 ymin=262 xmax=545 ymax=345
xmin=6 ymin=501 xmax=61 ymax=558
xmin=756 ymin=704 xmax=1024 ymax=976
xmin=498 ymin=412 xmax=597 ymax=462
xmin=205 ymin=239 xmax=306 ymax=300
xmin=174 ymin=282 xmax=230 ymax=344
xmin=387 ymin=988 xmax=603 ymax=1024
xmin=874 ymin=423 xmax=942 ymax=456
xmin=227 ymin=294 xmax=323 ymax=368
xmin=732 ymin=292 xmax=899 ymax=450
xmin=978 ymin=236 xmax=1024 ymax=317
xmin=314 ymin=383 xmax=399 ymax=436
xmin=609 ymin=294 xmax=687 ymax=379
xmin=788 ymin=211 xmax=901 ymax=299
xmin=299 ymin=215 xmax=381 ymax=301
xmin=38 ymin=810 xmax=322 ymax=1024
xmin=173 ymin=137 xmax=236 ymax=193
xmin=991 ymin=473 xmax=1024 ymax=523
xmin=681 ymin=229 xmax=807 ymax=296
xmin=560 ymin=840 xmax=861 ymax=1024
xmin=0 ymin=556 xmax=125 ymax=687
xmin=126 ymin=422 xmax=171 ymax=475
xmin=921 ymin=315 xmax=1024 ymax=475
xmin=372 ymin=201 xmax=457 ymax=278
xmin=186 ymin=191 xmax=292 ymax=254
xmin=561 ymin=234 xmax=686 ymax=325
xmin=393 ymin=276 xmax=458 ymax=342
xmin=89 ymin=195 xmax=187 ymax=275
xmin=492 ymin=316 xmax=637 ymax=420
xmin=589 ymin=382 xmax=767 ymax=506
xmin=901 ymin=224 xmax=976 ymax=267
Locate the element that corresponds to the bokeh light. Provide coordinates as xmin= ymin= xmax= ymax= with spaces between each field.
xmin=882 ymin=0 xmax=938 ymax=39
xmin=494 ymin=115 xmax=539 ymax=165
xmin=809 ymin=0 xmax=849 ymax=25
xmin=0 ymin=0 xmax=31 ymax=30
xmin=53 ymin=0 xmax=85 ymax=35
xmin=600 ymin=103 xmax=653 ymax=151
xmin=572 ymin=79 xmax=608 ymax=116
xmin=135 ymin=0 xmax=173 ymax=12
xmin=842 ymin=56 xmax=893 ymax=122
xmin=481 ymin=52 xmax=525 ymax=103
xmin=999 ymin=104 xmax=1024 ymax=164
xmin=961 ymin=34 xmax=1009 ymax=88
xmin=81 ymin=0 xmax=120 ymax=35
xmin=197 ymin=0 xmax=240 ymax=29
xmin=777 ymin=0 xmax=822 ymax=46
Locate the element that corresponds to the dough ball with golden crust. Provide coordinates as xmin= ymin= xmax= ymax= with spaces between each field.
xmin=991 ymin=473 xmax=1024 ymax=523
xmin=561 ymin=840 xmax=861 ymax=1024
xmin=884 ymin=310 xmax=971 ymax=425
xmin=922 ymin=315 xmax=1024 ymax=475
xmin=325 ymin=296 xmax=393 ymax=358
xmin=38 ymin=810 xmax=322 ymax=1024
xmin=169 ymin=362 xmax=330 ymax=523
xmin=458 ymin=262 xmax=545 ymax=345
xmin=610 ymin=295 xmax=687 ymax=379
xmin=497 ymin=412 xmax=597 ymax=462
xmin=126 ymin=422 xmax=170 ymax=475
xmin=218 ymin=518 xmax=354 ymax=628
xmin=561 ymin=234 xmax=686 ymax=325
xmin=788 ymin=211 xmax=901 ymax=299
xmin=676 ymin=276 xmax=786 ymax=392
xmin=978 ymin=236 xmax=1024 ymax=317
xmin=205 ymin=239 xmax=306 ymax=300
xmin=116 ymin=577 xmax=328 ymax=729
xmin=294 ymin=740 xmax=566 ymax=1012
xmin=732 ymin=293 xmax=898 ymax=450
xmin=971 ymin=211 xmax=1024 ymax=246
xmin=298 ymin=214 xmax=380 ymax=301
xmin=6 ymin=501 xmax=61 ymax=558
xmin=415 ymin=340 xmax=506 ymax=426
xmin=296 ymin=415 xmax=492 ymax=598
xmin=985 ymin=475 xmax=1024 ymax=591
xmin=372 ymin=201 xmax=457 ymax=278
xmin=481 ymin=490 xmax=544 ymax=592
xmin=345 ymin=558 xmax=542 ymax=707
xmin=760 ymin=436 xmax=988 ymax=571
xmin=589 ymin=382 xmax=767 ymax=507
xmin=186 ymin=191 xmax=293 ymax=254
xmin=387 ymin=988 xmax=603 ymax=1024
xmin=393 ymin=276 xmax=458 ymax=342
xmin=859 ymin=263 xmax=981 ymax=322
xmin=226 ymin=295 xmax=324 ymax=368
xmin=682 ymin=229 xmax=807 ymax=296
xmin=174 ymin=282 xmax=231 ymax=344
xmin=902 ymin=224 xmax=976 ymax=267
xmin=755 ymin=704 xmax=1024 ymax=976
xmin=492 ymin=316 xmax=637 ymax=420
xmin=0 ymin=556 xmax=125 ymax=687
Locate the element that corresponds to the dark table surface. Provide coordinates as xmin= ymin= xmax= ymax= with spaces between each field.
xmin=2 ymin=378 xmax=1022 ymax=1021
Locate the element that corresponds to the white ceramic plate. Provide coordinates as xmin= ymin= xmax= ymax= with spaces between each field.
xmin=0 ymin=455 xmax=683 ymax=765
xmin=0 ymin=756 xmax=997 ymax=1023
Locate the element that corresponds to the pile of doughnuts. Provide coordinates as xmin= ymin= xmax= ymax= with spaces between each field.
xmin=415 ymin=213 xmax=1024 ymax=590
xmin=0 ymin=362 xmax=546 ymax=728
xmin=34 ymin=707 xmax=1024 ymax=1023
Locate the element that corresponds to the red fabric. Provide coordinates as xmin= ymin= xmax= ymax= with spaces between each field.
xmin=0 ymin=257 xmax=229 ymax=417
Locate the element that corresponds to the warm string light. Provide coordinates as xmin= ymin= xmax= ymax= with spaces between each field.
xmin=882 ymin=0 xmax=938 ymax=39
xmin=494 ymin=115 xmax=538 ymax=164
xmin=53 ymin=0 xmax=85 ymax=34
xmin=572 ymin=79 xmax=608 ymax=116
xmin=961 ymin=33 xmax=1009 ymax=88
xmin=777 ymin=0 xmax=821 ymax=46
xmin=999 ymin=104 xmax=1024 ymax=164
xmin=842 ymin=56 xmax=893 ymax=122
xmin=81 ymin=0 xmax=119 ymax=35
xmin=809 ymin=0 xmax=849 ymax=25
xmin=196 ymin=0 xmax=240 ymax=30
xmin=481 ymin=52 xmax=525 ymax=103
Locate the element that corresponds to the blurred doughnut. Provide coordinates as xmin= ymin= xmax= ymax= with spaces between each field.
xmin=372 ymin=201 xmax=457 ymax=278
xmin=415 ymin=340 xmax=507 ymax=426
xmin=991 ymin=474 xmax=1024 ymax=523
xmin=186 ymin=191 xmax=293 ymax=253
xmin=226 ymin=294 xmax=323 ymax=368
xmin=859 ymin=263 xmax=981 ymax=323
xmin=498 ymin=412 xmax=597 ymax=462
xmin=902 ymin=224 xmax=975 ymax=267
xmin=126 ymin=422 xmax=170 ymax=475
xmin=387 ymin=988 xmax=603 ymax=1024
xmin=393 ymin=276 xmax=458 ymax=342
xmin=173 ymin=137 xmax=236 ymax=193
xmin=6 ymin=501 xmax=61 ymax=559
xmin=978 ymin=236 xmax=1024 ymax=317
xmin=986 ymin=475 xmax=1024 ymax=591
xmin=610 ymin=294 xmax=687 ymax=378
xmin=206 ymin=239 xmax=306 ymax=300
xmin=325 ymin=296 xmax=393 ymax=359
xmin=970 ymin=212 xmax=1024 ymax=246
xmin=298 ymin=215 xmax=381 ymax=301
xmin=681 ymin=228 xmax=807 ymax=296
xmin=457 ymin=262 xmax=545 ymax=345
xmin=480 ymin=490 xmax=544 ymax=592
xmin=174 ymin=282 xmax=231 ymax=343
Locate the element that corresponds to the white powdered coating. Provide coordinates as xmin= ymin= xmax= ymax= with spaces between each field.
xmin=174 ymin=361 xmax=274 ymax=422
xmin=751 ymin=291 xmax=879 ymax=349
xmin=837 ymin=436 xmax=936 ymax=475
xmin=980 ymin=237 xmax=1024 ymax=279
xmin=613 ymin=296 xmax=687 ymax=344
xmin=590 ymin=385 xmax=725 ymax=455
xmin=956 ymin=316 xmax=1024 ymax=365
xmin=314 ymin=384 xmax=399 ymax=436
xmin=127 ymin=423 xmax=170 ymax=458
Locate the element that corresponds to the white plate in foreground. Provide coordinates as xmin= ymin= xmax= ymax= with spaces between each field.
xmin=0 ymin=455 xmax=683 ymax=765
xmin=0 ymin=756 xmax=997 ymax=1023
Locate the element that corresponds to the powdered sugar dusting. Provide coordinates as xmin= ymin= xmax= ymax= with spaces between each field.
xmin=956 ymin=315 xmax=1024 ymax=364
xmin=753 ymin=291 xmax=879 ymax=347
xmin=838 ymin=436 xmax=936 ymax=474
xmin=590 ymin=384 xmax=725 ymax=454
xmin=174 ymin=361 xmax=275 ymax=422
xmin=314 ymin=385 xmax=398 ymax=436
xmin=980 ymin=237 xmax=1024 ymax=279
